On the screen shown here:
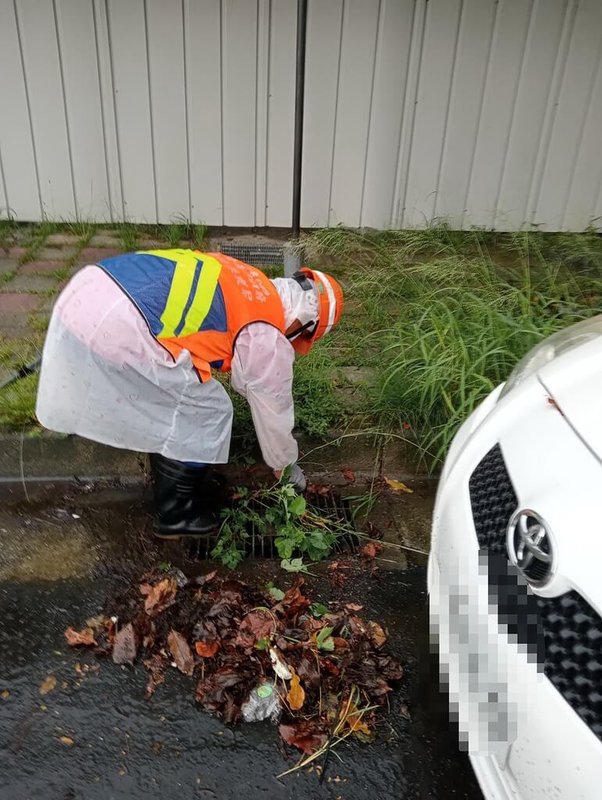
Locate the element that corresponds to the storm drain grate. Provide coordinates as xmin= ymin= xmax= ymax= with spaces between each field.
xmin=186 ymin=490 xmax=358 ymax=561
xmin=215 ymin=242 xmax=285 ymax=267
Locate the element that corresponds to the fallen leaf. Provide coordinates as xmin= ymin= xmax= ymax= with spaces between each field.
xmin=345 ymin=704 xmax=372 ymax=737
xmin=297 ymin=654 xmax=321 ymax=689
xmin=144 ymin=578 xmax=177 ymax=616
xmin=196 ymin=665 xmax=258 ymax=723
xmin=64 ymin=626 xmax=97 ymax=647
xmin=367 ymin=621 xmax=387 ymax=649
xmin=59 ymin=736 xmax=74 ymax=746
xmin=195 ymin=640 xmax=220 ymax=658
xmin=315 ymin=627 xmax=335 ymax=652
xmin=194 ymin=570 xmax=217 ymax=586
xmin=112 ymin=623 xmax=137 ymax=666
xmin=287 ymin=671 xmax=305 ymax=711
xmin=1 ymin=690 xmax=10 ymax=700
xmin=237 ymin=609 xmax=276 ymax=647
xmin=384 ymin=478 xmax=413 ymax=493
xmin=268 ymin=585 xmax=285 ymax=601
xmin=345 ymin=603 xmax=364 ymax=612
xmin=309 ymin=603 xmax=329 ymax=619
xmin=270 ymin=647 xmax=292 ymax=680
xmin=143 ymin=653 xmax=168 ymax=698
xmin=360 ymin=542 xmax=383 ymax=560
xmin=167 ymin=630 xmax=194 ymax=676
xmin=139 ymin=582 xmax=152 ymax=596
xmin=281 ymin=558 xmax=306 ymax=573
xmin=279 ymin=721 xmax=328 ymax=754
xmin=307 ymin=483 xmax=330 ymax=496
xmin=341 ymin=468 xmax=355 ymax=482
xmin=39 ymin=675 xmax=57 ymax=696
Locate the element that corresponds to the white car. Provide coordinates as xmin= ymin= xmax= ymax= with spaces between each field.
xmin=429 ymin=316 xmax=602 ymax=800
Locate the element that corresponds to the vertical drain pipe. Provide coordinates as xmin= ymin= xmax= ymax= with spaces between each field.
xmin=284 ymin=0 xmax=308 ymax=277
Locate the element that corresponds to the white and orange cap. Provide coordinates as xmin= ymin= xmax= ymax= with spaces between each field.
xmin=290 ymin=267 xmax=344 ymax=355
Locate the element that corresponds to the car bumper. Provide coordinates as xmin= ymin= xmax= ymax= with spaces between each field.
xmin=429 ymin=376 xmax=602 ymax=799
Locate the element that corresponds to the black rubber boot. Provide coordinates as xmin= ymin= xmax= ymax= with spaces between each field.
xmin=196 ymin=468 xmax=229 ymax=509
xmin=150 ymin=454 xmax=219 ymax=539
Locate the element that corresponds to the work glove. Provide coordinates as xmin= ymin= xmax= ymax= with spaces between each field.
xmin=273 ymin=463 xmax=307 ymax=493
xmin=289 ymin=463 xmax=307 ymax=493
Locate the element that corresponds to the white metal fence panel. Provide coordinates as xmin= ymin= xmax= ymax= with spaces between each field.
xmin=1 ymin=0 xmax=601 ymax=230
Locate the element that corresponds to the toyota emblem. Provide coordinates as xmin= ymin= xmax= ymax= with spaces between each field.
xmin=507 ymin=509 xmax=555 ymax=587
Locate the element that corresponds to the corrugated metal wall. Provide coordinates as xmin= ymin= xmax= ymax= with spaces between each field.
xmin=1 ymin=0 xmax=601 ymax=230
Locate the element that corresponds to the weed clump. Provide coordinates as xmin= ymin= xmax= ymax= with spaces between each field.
xmin=303 ymin=226 xmax=602 ymax=468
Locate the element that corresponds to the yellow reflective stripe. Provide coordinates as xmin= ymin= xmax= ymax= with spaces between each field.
xmin=136 ymin=250 xmax=201 ymax=338
xmin=179 ymin=254 xmax=222 ymax=336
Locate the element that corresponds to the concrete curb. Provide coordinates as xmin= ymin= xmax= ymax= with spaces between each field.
xmin=0 ymin=429 xmax=437 ymax=491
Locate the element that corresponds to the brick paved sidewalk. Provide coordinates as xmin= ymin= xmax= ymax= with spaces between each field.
xmin=0 ymin=225 xmax=167 ymax=422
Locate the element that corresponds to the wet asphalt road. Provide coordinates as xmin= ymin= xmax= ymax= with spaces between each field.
xmin=0 ymin=489 xmax=482 ymax=800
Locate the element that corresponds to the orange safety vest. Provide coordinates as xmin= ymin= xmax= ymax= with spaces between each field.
xmin=98 ymin=249 xmax=286 ymax=381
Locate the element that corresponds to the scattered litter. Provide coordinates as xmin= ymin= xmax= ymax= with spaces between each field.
xmin=71 ymin=514 xmax=81 ymax=519
xmin=59 ymin=736 xmax=74 ymax=746
xmin=241 ymin=682 xmax=281 ymax=722
xmin=1 ymin=690 xmax=10 ymax=700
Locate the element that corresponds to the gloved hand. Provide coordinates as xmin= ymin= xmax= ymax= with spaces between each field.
xmin=273 ymin=463 xmax=307 ymax=493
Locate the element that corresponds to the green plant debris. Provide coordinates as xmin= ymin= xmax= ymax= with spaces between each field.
xmin=212 ymin=483 xmax=353 ymax=570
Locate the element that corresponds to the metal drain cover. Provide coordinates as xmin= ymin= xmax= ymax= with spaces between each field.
xmin=216 ymin=242 xmax=284 ymax=267
xmin=186 ymin=490 xmax=358 ymax=561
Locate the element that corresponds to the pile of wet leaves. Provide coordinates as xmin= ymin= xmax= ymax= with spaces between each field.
xmin=65 ymin=569 xmax=402 ymax=765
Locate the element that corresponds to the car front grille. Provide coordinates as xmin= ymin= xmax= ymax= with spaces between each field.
xmin=469 ymin=444 xmax=602 ymax=741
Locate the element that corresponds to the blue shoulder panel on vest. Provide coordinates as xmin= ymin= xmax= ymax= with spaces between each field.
xmin=200 ymin=283 xmax=228 ymax=332
xmin=98 ymin=253 xmax=176 ymax=336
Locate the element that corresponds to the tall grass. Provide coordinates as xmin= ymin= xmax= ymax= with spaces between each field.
xmin=303 ymin=226 xmax=602 ymax=469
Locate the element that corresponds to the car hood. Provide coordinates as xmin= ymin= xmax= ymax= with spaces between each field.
xmin=538 ymin=336 xmax=602 ymax=466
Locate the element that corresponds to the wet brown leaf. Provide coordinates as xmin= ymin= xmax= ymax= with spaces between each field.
xmin=167 ymin=630 xmax=194 ymax=676
xmin=360 ymin=542 xmax=383 ymax=560
xmin=307 ymin=482 xmax=331 ymax=496
xmin=64 ymin=626 xmax=97 ymax=647
xmin=59 ymin=736 xmax=74 ymax=746
xmin=112 ymin=623 xmax=137 ymax=665
xmin=279 ymin=721 xmax=328 ymax=754
xmin=39 ymin=675 xmax=57 ymax=696
xmin=236 ymin=609 xmax=276 ymax=648
xmin=341 ymin=468 xmax=355 ymax=482
xmin=345 ymin=603 xmax=364 ymax=612
xmin=195 ymin=640 xmax=220 ymax=658
xmin=296 ymin=653 xmax=321 ymax=689
xmin=194 ymin=570 xmax=217 ymax=586
xmin=143 ymin=653 xmax=168 ymax=698
xmin=367 ymin=621 xmax=387 ymax=649
xmin=287 ymin=671 xmax=305 ymax=711
xmin=144 ymin=578 xmax=177 ymax=616
xmin=196 ymin=666 xmax=253 ymax=722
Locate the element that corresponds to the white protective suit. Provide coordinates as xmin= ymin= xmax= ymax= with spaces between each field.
xmin=36 ymin=265 xmax=318 ymax=471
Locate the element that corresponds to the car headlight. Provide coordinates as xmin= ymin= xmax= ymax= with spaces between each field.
xmin=500 ymin=314 xmax=602 ymax=399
